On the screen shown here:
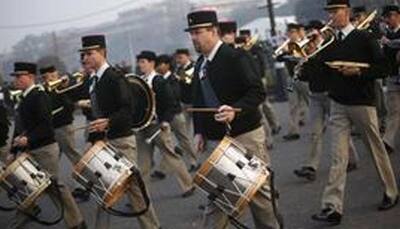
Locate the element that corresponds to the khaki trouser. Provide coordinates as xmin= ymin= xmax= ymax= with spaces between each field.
xmin=262 ymin=99 xmax=280 ymax=131
xmin=383 ymin=91 xmax=400 ymax=150
xmin=170 ymin=112 xmax=198 ymax=166
xmin=203 ymin=127 xmax=281 ymax=229
xmin=304 ymin=93 xmax=359 ymax=170
xmin=54 ymin=124 xmax=82 ymax=165
xmin=287 ymin=81 xmax=309 ymax=135
xmin=182 ymin=103 xmax=193 ymax=135
xmin=94 ymin=135 xmax=160 ymax=229
xmin=260 ymin=105 xmax=274 ymax=147
xmin=321 ymin=101 xmax=398 ymax=214
xmin=136 ymin=123 xmax=193 ymax=193
xmin=8 ymin=143 xmax=84 ymax=229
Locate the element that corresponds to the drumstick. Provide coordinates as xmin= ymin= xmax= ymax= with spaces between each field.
xmin=72 ymin=124 xmax=90 ymax=132
xmin=185 ymin=108 xmax=242 ymax=113
xmin=145 ymin=129 xmax=161 ymax=144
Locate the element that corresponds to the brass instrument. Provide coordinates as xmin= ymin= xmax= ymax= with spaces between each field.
xmin=9 ymin=90 xmax=23 ymax=103
xmin=241 ymin=34 xmax=260 ymax=51
xmin=357 ymin=10 xmax=377 ymax=30
xmin=47 ymin=72 xmax=85 ymax=94
xmin=273 ymin=38 xmax=291 ymax=58
xmin=176 ymin=66 xmax=194 ymax=85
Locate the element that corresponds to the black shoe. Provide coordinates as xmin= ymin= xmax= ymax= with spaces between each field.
xmin=151 ymin=170 xmax=166 ymax=180
xmin=72 ymin=188 xmax=90 ymax=202
xmin=272 ymin=126 xmax=281 ymax=135
xmin=311 ymin=208 xmax=342 ymax=225
xmin=294 ymin=167 xmax=316 ymax=181
xmin=378 ymin=194 xmax=398 ymax=211
xmin=182 ymin=187 xmax=195 ymax=198
xmin=346 ymin=162 xmax=358 ymax=172
xmin=299 ymin=120 xmax=305 ymax=126
xmin=189 ymin=164 xmax=200 ymax=173
xmin=384 ymin=141 xmax=394 ymax=154
xmin=283 ymin=133 xmax=300 ymax=141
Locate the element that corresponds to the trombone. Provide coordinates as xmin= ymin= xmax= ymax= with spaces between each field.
xmin=356 ymin=9 xmax=377 ymax=30
xmin=46 ymin=72 xmax=86 ymax=94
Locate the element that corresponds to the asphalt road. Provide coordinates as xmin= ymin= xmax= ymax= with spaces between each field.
xmin=1 ymin=102 xmax=399 ymax=229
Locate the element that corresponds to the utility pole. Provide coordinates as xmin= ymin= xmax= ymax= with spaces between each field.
xmin=267 ymin=0 xmax=277 ymax=36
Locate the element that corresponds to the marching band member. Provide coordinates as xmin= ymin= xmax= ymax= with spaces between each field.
xmin=6 ymin=62 xmax=86 ymax=229
xmin=156 ymin=54 xmax=199 ymax=172
xmin=174 ymin=48 xmax=195 ymax=132
xmin=218 ymin=20 xmax=237 ymax=47
xmin=39 ymin=66 xmax=81 ymax=164
xmin=300 ymin=0 xmax=398 ymax=225
xmin=79 ymin=35 xmax=161 ymax=229
xmin=135 ymin=50 xmax=195 ymax=198
xmin=294 ymin=20 xmax=359 ymax=181
xmin=186 ymin=10 xmax=281 ymax=229
xmin=381 ymin=5 xmax=400 ymax=154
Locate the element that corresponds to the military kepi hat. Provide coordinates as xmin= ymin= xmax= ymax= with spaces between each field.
xmin=10 ymin=62 xmax=37 ymax=76
xmin=79 ymin=35 xmax=106 ymax=52
xmin=219 ymin=21 xmax=237 ymax=34
xmin=324 ymin=0 xmax=350 ymax=10
xmin=185 ymin=10 xmax=218 ymax=32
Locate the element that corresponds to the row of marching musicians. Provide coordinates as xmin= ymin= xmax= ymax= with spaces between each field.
xmin=0 ymin=8 xmax=282 ymax=229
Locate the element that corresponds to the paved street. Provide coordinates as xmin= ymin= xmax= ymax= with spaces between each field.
xmin=1 ymin=102 xmax=400 ymax=229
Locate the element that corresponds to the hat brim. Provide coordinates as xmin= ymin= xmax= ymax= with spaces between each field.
xmin=10 ymin=71 xmax=30 ymax=76
xmin=324 ymin=4 xmax=349 ymax=10
xmin=184 ymin=23 xmax=216 ymax=32
xmin=78 ymin=45 xmax=102 ymax=52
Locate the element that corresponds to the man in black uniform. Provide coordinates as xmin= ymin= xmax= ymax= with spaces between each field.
xmin=7 ymin=62 xmax=85 ymax=229
xmin=135 ymin=50 xmax=195 ymax=198
xmin=186 ymin=10 xmax=281 ymax=229
xmin=156 ymin=54 xmax=199 ymax=171
xmin=174 ymin=48 xmax=195 ymax=129
xmin=39 ymin=66 xmax=81 ymax=164
xmin=79 ymin=35 xmax=160 ymax=229
xmin=302 ymin=0 xmax=398 ymax=225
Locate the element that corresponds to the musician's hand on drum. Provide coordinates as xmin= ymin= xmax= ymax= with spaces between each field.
xmin=215 ymin=105 xmax=236 ymax=123
xmin=160 ymin=121 xmax=170 ymax=131
xmin=13 ymin=136 xmax=28 ymax=147
xmin=338 ymin=66 xmax=361 ymax=77
xmin=89 ymin=118 xmax=109 ymax=133
xmin=194 ymin=134 xmax=205 ymax=153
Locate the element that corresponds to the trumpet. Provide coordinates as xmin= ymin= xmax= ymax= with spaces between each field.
xmin=47 ymin=72 xmax=86 ymax=94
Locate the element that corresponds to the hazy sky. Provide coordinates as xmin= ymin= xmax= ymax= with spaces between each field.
xmin=0 ymin=0 xmax=157 ymax=53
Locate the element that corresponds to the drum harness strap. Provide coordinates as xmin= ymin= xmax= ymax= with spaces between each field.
xmin=102 ymin=166 xmax=150 ymax=217
xmin=22 ymin=177 xmax=65 ymax=226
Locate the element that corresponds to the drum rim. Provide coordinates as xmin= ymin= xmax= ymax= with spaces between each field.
xmin=126 ymin=75 xmax=156 ymax=131
xmin=73 ymin=141 xmax=133 ymax=207
xmin=0 ymin=153 xmax=52 ymax=210
xmin=0 ymin=153 xmax=31 ymax=182
xmin=73 ymin=141 xmax=107 ymax=174
xmin=194 ymin=136 xmax=269 ymax=217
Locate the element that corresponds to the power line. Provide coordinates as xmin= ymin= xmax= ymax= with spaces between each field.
xmin=0 ymin=0 xmax=136 ymax=29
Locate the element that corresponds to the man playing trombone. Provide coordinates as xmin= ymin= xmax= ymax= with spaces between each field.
xmin=300 ymin=0 xmax=398 ymax=225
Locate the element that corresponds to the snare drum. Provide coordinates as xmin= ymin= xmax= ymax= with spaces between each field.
xmin=73 ymin=141 xmax=135 ymax=208
xmin=194 ymin=137 xmax=270 ymax=218
xmin=0 ymin=153 xmax=52 ymax=210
